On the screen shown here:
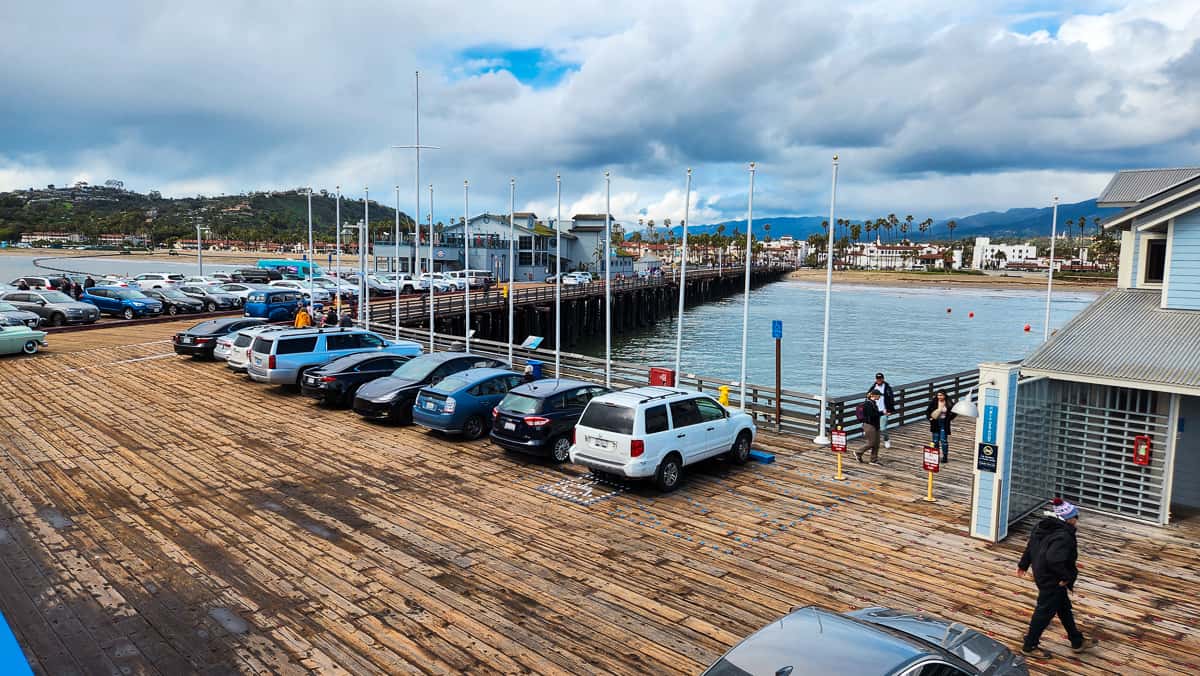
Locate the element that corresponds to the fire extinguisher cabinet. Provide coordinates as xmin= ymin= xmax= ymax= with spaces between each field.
xmin=648 ymin=367 xmax=676 ymax=387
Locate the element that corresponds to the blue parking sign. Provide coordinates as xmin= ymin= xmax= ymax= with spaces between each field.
xmin=771 ymin=320 xmax=783 ymax=339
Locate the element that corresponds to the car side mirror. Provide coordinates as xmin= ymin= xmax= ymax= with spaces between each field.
xmin=37 ymin=300 xmax=46 ymax=306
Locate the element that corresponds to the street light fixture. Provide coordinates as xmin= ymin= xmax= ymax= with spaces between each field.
xmin=194 ymin=220 xmax=212 ymax=277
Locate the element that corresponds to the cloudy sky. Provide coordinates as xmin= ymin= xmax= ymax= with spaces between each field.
xmin=2 ymin=1 xmax=1198 ymax=225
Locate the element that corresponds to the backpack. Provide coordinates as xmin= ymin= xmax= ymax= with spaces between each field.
xmin=854 ymin=403 xmax=866 ymax=422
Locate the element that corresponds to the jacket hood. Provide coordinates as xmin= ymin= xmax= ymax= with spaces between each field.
xmin=1033 ymin=516 xmax=1074 ymax=537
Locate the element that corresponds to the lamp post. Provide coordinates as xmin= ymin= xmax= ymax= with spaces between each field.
xmin=604 ymin=171 xmax=611 ymax=388
xmin=361 ymin=187 xmax=370 ymax=325
xmin=428 ymin=183 xmax=435 ymax=352
xmin=739 ymin=163 xmax=754 ymax=410
xmin=334 ymin=186 xmax=342 ymax=304
xmin=194 ymin=219 xmax=210 ymax=277
xmin=674 ymin=168 xmax=692 ymax=378
xmin=393 ymin=185 xmax=401 ymax=339
xmin=1044 ymin=196 xmax=1059 ymax=341
xmin=508 ymin=178 xmax=515 ymax=367
xmin=814 ymin=154 xmax=839 ymax=446
xmin=464 ymin=179 xmax=471 ymax=353
xmin=555 ymin=172 xmax=562 ymax=376
xmin=306 ymin=188 xmax=314 ymax=306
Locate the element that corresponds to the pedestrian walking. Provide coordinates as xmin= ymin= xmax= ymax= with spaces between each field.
xmin=338 ymin=310 xmax=354 ymax=328
xmin=83 ymin=276 xmax=96 ymax=290
xmin=925 ymin=390 xmax=956 ymax=463
xmin=1017 ymin=498 xmax=1099 ymax=659
xmin=868 ymin=372 xmax=896 ymax=449
xmin=855 ymin=390 xmax=883 ymax=464
xmin=293 ymin=301 xmax=312 ymax=328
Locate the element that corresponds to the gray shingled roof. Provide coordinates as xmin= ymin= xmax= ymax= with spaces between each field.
xmin=1022 ymin=290 xmax=1200 ymax=394
xmin=1097 ymin=168 xmax=1200 ymax=206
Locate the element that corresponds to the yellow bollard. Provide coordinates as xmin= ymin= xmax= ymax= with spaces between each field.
xmin=501 ymin=283 xmax=509 ymax=298
xmin=718 ymin=385 xmax=730 ymax=406
xmin=924 ymin=471 xmax=936 ymax=502
xmin=834 ymin=453 xmax=845 ymax=481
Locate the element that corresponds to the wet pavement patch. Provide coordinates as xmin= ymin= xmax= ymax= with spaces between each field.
xmin=36 ymin=507 xmax=73 ymax=530
xmin=207 ymin=607 xmax=250 ymax=635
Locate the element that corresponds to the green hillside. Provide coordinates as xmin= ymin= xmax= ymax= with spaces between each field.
xmin=0 ymin=184 xmax=415 ymax=246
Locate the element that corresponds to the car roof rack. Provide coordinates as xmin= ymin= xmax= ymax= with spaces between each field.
xmin=636 ymin=386 xmax=686 ymax=404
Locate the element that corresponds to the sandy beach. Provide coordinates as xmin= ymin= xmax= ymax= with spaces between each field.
xmin=787 ymin=268 xmax=1115 ymax=292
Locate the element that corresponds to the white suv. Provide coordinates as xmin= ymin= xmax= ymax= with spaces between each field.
xmin=569 ymin=386 xmax=756 ymax=491
xmin=133 ymin=272 xmax=186 ymax=290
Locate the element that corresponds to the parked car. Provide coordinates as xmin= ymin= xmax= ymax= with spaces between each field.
xmin=311 ymin=277 xmax=359 ymax=301
xmin=243 ymin=288 xmax=304 ymax=321
xmin=215 ymin=282 xmax=269 ymax=301
xmin=0 ymin=324 xmax=48 ymax=356
xmin=230 ymin=267 xmax=282 ymax=283
xmin=143 ymin=288 xmax=205 ymax=316
xmin=383 ymin=273 xmax=420 ymax=294
xmin=569 ymin=386 xmax=756 ymax=491
xmin=701 ymin=606 xmax=1027 ymax=676
xmin=343 ymin=274 xmax=393 ymax=296
xmin=563 ymin=272 xmax=593 ymax=286
xmin=445 ymin=270 xmax=491 ymax=290
xmin=8 ymin=276 xmax=62 ymax=291
xmin=412 ymin=368 xmax=524 ymax=439
xmin=180 ymin=275 xmax=226 ymax=286
xmin=268 ymin=280 xmax=332 ymax=304
xmin=0 ymin=290 xmax=99 ymax=326
xmin=246 ymin=328 xmax=422 ymax=386
xmin=490 ymin=379 xmax=611 ymax=462
xmin=132 ymin=272 xmax=186 ymax=290
xmin=417 ymin=273 xmax=455 ymax=292
xmin=172 ymin=317 xmax=268 ymax=358
xmin=0 ymin=301 xmax=42 ymax=328
xmin=178 ymin=284 xmax=242 ymax=312
xmin=81 ymin=286 xmax=163 ymax=319
xmin=353 ymin=352 xmax=507 ymax=423
xmin=224 ymin=324 xmax=291 ymax=371
xmin=300 ymin=351 xmax=417 ymax=406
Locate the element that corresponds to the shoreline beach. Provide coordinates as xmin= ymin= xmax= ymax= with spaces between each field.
xmin=787 ymin=268 xmax=1114 ymax=292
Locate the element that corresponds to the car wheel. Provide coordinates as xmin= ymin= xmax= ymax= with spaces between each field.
xmin=728 ymin=431 xmax=752 ymax=465
xmin=21 ymin=340 xmax=38 ymax=355
xmin=654 ymin=453 xmax=683 ymax=492
xmin=206 ymin=302 xmax=217 ymax=313
xmin=550 ymin=436 xmax=572 ymax=463
xmin=168 ymin=305 xmax=179 ymax=316
xmin=462 ymin=415 xmax=486 ymax=441
xmin=122 ymin=308 xmax=135 ymax=320
xmin=49 ymin=312 xmax=66 ymax=327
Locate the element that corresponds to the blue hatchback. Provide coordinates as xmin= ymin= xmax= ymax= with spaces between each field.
xmin=412 ymin=367 xmax=524 ymax=439
xmin=80 ymin=285 xmax=163 ymax=319
xmin=244 ymin=288 xmax=304 ymax=321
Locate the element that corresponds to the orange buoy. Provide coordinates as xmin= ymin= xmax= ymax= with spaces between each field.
xmin=968 ymin=312 xmax=975 ymax=318
xmin=1023 ymin=324 xmax=1031 ymax=332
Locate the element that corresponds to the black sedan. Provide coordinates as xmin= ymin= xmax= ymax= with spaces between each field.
xmin=702 ymin=606 xmax=1026 ymax=676
xmin=491 ymin=378 xmax=610 ymax=462
xmin=143 ymin=289 xmax=205 ymax=316
xmin=301 ymin=352 xmax=416 ymax=407
xmin=353 ymin=352 xmax=506 ymax=423
xmin=173 ymin=317 xmax=268 ymax=358
xmin=178 ymin=284 xmax=242 ymax=312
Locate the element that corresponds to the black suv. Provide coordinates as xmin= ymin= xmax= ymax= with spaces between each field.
xmin=230 ymin=268 xmax=282 ymax=283
xmin=491 ymin=379 xmax=610 ymax=462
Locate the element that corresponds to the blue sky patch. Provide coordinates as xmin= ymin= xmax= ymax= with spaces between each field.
xmin=457 ymin=47 xmax=578 ymax=88
xmin=1011 ymin=15 xmax=1062 ymax=36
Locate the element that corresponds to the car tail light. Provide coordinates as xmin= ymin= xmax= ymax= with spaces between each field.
xmin=443 ymin=397 xmax=456 ymax=414
xmin=523 ymin=416 xmax=550 ymax=427
xmin=321 ymin=376 xmax=336 ymax=382
xmin=196 ymin=337 xmax=211 ymax=343
xmin=571 ymin=429 xmax=576 ymax=444
xmin=492 ymin=407 xmax=499 ymax=419
xmin=630 ymin=440 xmax=645 ymax=457
xmin=268 ymin=355 xmax=276 ymax=369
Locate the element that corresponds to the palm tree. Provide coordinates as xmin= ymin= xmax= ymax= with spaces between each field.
xmin=946 ymin=219 xmax=957 ymax=242
xmin=919 ymin=218 xmax=932 ymax=239
xmin=905 ymin=214 xmax=914 ymax=240
xmin=886 ymin=213 xmax=898 ymax=243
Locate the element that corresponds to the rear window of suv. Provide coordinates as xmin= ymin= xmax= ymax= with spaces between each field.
xmin=276 ymin=337 xmax=318 ymax=354
xmin=251 ymin=337 xmax=274 ymax=354
xmin=499 ymin=392 xmax=541 ymax=415
xmin=579 ymin=402 xmax=635 ymax=435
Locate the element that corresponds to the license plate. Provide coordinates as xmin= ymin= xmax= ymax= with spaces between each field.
xmin=503 ymin=422 xmax=516 ymax=431
xmin=182 ymin=336 xmax=194 ymax=344
xmin=424 ymin=401 xmax=435 ymax=410
xmin=587 ymin=436 xmax=613 ymax=449
xmin=305 ymin=376 xmax=317 ymax=385
xmin=254 ymin=357 xmax=262 ymax=365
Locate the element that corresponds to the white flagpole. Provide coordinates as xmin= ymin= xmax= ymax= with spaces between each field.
xmin=1044 ymin=196 xmax=1059 ymax=341
xmin=674 ymin=168 xmax=692 ymax=378
xmin=814 ymin=155 xmax=839 ymax=445
xmin=393 ymin=185 xmax=401 ymax=339
xmin=306 ymin=188 xmax=314 ymax=307
xmin=508 ymin=178 xmax=515 ymax=367
xmin=428 ymin=183 xmax=435 ymax=351
xmin=604 ymin=171 xmax=612 ymax=388
xmin=555 ymin=172 xmax=562 ymax=376
xmin=335 ymin=186 xmax=341 ymax=313
xmin=739 ymin=163 xmax=754 ymax=410
xmin=464 ymin=180 xmax=471 ymax=353
xmin=362 ymin=187 xmax=370 ymax=326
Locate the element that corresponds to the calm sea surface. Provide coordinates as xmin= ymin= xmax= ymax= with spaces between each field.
xmin=2 ymin=254 xmax=1097 ymax=395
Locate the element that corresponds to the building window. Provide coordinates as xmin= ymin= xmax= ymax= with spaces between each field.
xmin=518 ymin=236 xmax=533 ymax=251
xmin=1144 ymin=238 xmax=1166 ymax=284
xmin=518 ymin=252 xmax=532 ymax=266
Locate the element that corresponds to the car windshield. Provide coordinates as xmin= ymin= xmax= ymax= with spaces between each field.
xmin=432 ymin=374 xmax=475 ymax=394
xmin=390 ymin=358 xmax=441 ymax=381
xmin=499 ymin=392 xmax=541 ymax=415
xmin=579 ymin=402 xmax=635 ymax=434
xmin=162 ymin=290 xmax=191 ymax=300
xmin=39 ymin=291 xmax=74 ymax=303
xmin=116 ymin=289 xmax=149 ymax=299
xmin=247 ymin=293 xmax=267 ymax=303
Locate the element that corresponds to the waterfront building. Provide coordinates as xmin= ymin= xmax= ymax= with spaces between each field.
xmin=971 ymin=237 xmax=1038 ymax=269
xmin=969 ymin=167 xmax=1200 ymax=541
xmin=19 ymin=231 xmax=82 ymax=244
xmin=844 ymin=240 xmax=962 ymax=270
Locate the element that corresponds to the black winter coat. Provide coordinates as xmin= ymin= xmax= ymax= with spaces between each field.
xmin=925 ymin=397 xmax=958 ymax=435
xmin=868 ymin=381 xmax=896 ymax=413
xmin=1018 ymin=517 xmax=1079 ymax=591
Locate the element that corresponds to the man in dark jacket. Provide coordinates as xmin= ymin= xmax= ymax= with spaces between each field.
xmin=1017 ymin=498 xmax=1098 ymax=659
xmin=855 ymin=390 xmax=883 ymax=464
xmin=868 ymin=372 xmax=896 ymax=449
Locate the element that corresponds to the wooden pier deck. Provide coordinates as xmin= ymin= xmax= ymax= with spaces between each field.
xmin=0 ymin=320 xmax=1197 ymax=675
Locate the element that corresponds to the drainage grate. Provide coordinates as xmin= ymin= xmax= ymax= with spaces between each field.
xmin=536 ymin=474 xmax=628 ymax=506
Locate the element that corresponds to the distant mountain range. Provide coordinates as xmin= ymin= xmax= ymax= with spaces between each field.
xmin=650 ymin=199 xmax=1120 ymax=242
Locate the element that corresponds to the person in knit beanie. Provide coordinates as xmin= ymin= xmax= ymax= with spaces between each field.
xmin=1016 ymin=498 xmax=1098 ymax=659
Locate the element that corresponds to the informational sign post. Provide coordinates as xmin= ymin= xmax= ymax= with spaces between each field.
xmin=977 ymin=442 xmax=998 ymax=472
xmin=922 ymin=444 xmax=940 ymax=502
xmin=773 ymin=320 xmax=783 ymax=433
xmin=831 ymin=427 xmax=847 ymax=481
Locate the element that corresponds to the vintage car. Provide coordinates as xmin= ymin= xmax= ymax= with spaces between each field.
xmin=0 ymin=324 xmax=48 ymax=356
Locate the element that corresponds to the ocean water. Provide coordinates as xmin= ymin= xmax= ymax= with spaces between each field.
xmin=0 ymin=253 xmax=247 ymax=280
xmin=574 ymin=279 xmax=1098 ymax=395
